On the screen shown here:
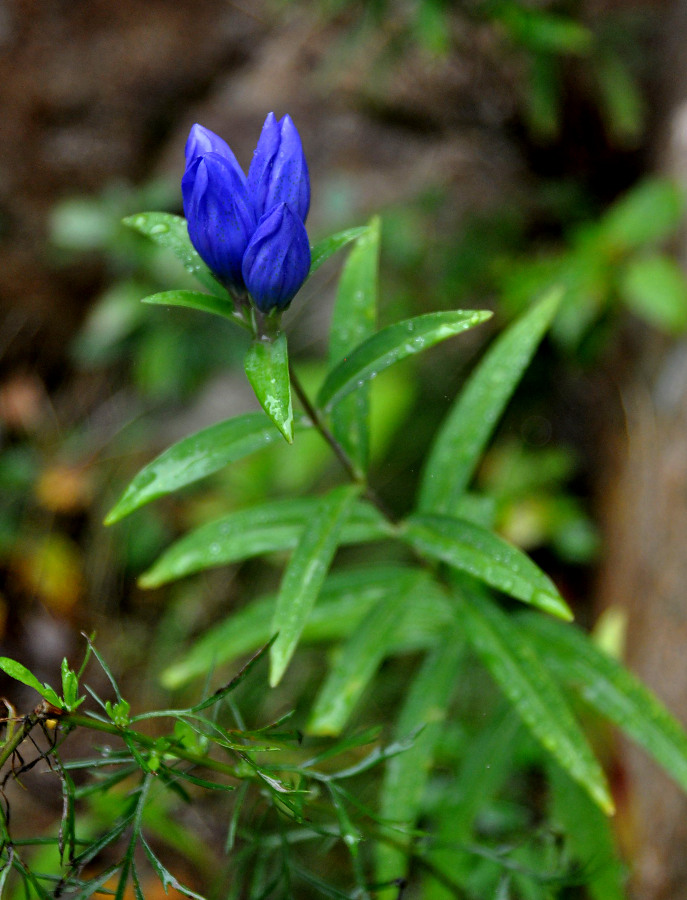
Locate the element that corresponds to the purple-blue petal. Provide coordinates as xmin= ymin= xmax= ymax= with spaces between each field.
xmin=182 ymin=153 xmax=256 ymax=290
xmin=242 ymin=203 xmax=311 ymax=312
xmin=247 ymin=113 xmax=310 ymax=223
xmin=185 ymin=124 xmax=247 ymax=188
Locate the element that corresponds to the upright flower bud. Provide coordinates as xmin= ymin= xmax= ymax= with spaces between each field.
xmin=182 ymin=152 xmax=256 ymax=290
xmin=242 ymin=203 xmax=311 ymax=312
xmin=248 ymin=113 xmax=310 ymax=223
xmin=185 ymin=123 xmax=245 ymax=184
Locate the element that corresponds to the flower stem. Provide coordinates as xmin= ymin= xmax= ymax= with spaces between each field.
xmin=288 ymin=365 xmax=396 ymax=523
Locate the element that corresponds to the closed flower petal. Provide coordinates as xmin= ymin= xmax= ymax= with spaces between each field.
xmin=242 ymin=203 xmax=311 ymax=312
xmin=248 ymin=113 xmax=310 ymax=223
xmin=182 ymin=153 xmax=256 ymax=290
xmin=185 ymin=124 xmax=246 ymax=190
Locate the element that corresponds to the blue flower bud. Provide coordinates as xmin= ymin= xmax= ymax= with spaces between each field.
xmin=182 ymin=152 xmax=256 ymax=290
xmin=185 ymin=124 xmax=246 ymax=187
xmin=248 ymin=113 xmax=310 ymax=223
xmin=242 ymin=203 xmax=311 ymax=312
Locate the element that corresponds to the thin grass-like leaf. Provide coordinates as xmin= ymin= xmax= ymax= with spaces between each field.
xmin=455 ymin=585 xmax=613 ymax=814
xmin=106 ymin=413 xmax=303 ymax=524
xmin=328 ymin=217 xmax=380 ymax=473
xmin=376 ymin=631 xmax=465 ymax=888
xmin=548 ymin=763 xmax=625 ymax=900
xmin=191 ymin=638 xmax=276 ymax=712
xmin=270 ymin=485 xmax=360 ymax=685
xmin=419 ymin=289 xmax=561 ymax=515
xmin=307 ymin=572 xmax=433 ymax=735
xmin=402 ymin=513 xmax=572 ymax=620
xmin=140 ymin=498 xmax=390 ymax=589
xmin=317 ymin=310 xmax=492 ymax=412
xmin=161 ymin=565 xmax=449 ymax=688
xmin=522 ymin=612 xmax=687 ymax=792
xmin=141 ymin=836 xmax=205 ymax=900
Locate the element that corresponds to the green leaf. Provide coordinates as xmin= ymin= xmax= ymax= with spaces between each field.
xmin=376 ymin=632 xmax=465 ymax=888
xmin=270 ymin=485 xmax=360 ymax=686
xmin=419 ymin=289 xmax=561 ymax=515
xmin=497 ymin=4 xmax=592 ymax=54
xmin=599 ymin=178 xmax=685 ymax=252
xmin=401 ymin=513 xmax=572 ymax=620
xmin=521 ymin=612 xmax=687 ymax=793
xmin=424 ymin=705 xmax=521 ymax=897
xmin=139 ymin=498 xmax=391 ymax=589
xmin=244 ymin=332 xmax=293 ymax=443
xmin=594 ymin=51 xmax=644 ymax=145
xmin=309 ymin=226 xmax=368 ymax=276
xmin=454 ymin=586 xmax=613 ymax=814
xmin=161 ymin=566 xmax=450 ymax=688
xmin=105 ymin=413 xmax=303 ymax=524
xmin=0 ymin=657 xmax=61 ymax=707
xmin=328 ymin=217 xmax=380 ymax=473
xmin=141 ymin=290 xmax=245 ymax=328
xmin=308 ymin=570 xmax=428 ymax=735
xmin=141 ymin=835 xmax=205 ymax=900
xmin=619 ymin=253 xmax=687 ymax=334
xmin=548 ymin=763 xmax=625 ymax=900
xmin=317 ymin=310 xmax=492 ymax=412
xmin=139 ymin=498 xmax=314 ymax=588
xmin=122 ymin=212 xmax=225 ymax=296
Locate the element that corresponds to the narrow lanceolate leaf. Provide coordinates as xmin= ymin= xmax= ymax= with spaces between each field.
xmin=454 ymin=586 xmax=613 ymax=814
xmin=376 ymin=632 xmax=465 ymax=891
xmin=161 ymin=566 xmax=451 ymax=689
xmin=308 ymin=570 xmax=425 ymax=735
xmin=521 ymin=612 xmax=687 ymax=793
xmin=141 ymin=291 xmax=245 ymax=328
xmin=309 ymin=226 xmax=368 ymax=276
xmin=139 ymin=498 xmax=390 ymax=589
xmin=0 ymin=658 xmax=61 ymax=707
xmin=139 ymin=498 xmax=318 ymax=588
xmin=270 ymin=485 xmax=360 ymax=686
xmin=244 ymin=332 xmax=293 ymax=443
xmin=548 ymin=763 xmax=625 ymax=900
xmin=162 ymin=566 xmax=421 ymax=688
xmin=123 ymin=212 xmax=225 ymax=296
xmin=105 ymin=413 xmax=302 ymax=524
xmin=328 ymin=217 xmax=380 ymax=473
xmin=401 ymin=513 xmax=572 ymax=620
xmin=317 ymin=310 xmax=492 ymax=413
xmin=419 ymin=288 xmax=561 ymax=515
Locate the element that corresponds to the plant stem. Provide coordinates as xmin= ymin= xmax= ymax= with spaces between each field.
xmin=63 ymin=713 xmax=239 ymax=782
xmin=288 ymin=365 xmax=397 ymax=522
xmin=0 ymin=713 xmax=39 ymax=771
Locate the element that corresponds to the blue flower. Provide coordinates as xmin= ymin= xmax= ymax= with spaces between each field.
xmin=182 ymin=116 xmax=311 ymax=312
xmin=182 ymin=153 xmax=255 ymax=290
xmin=243 ymin=204 xmax=311 ymax=312
xmin=247 ymin=113 xmax=310 ymax=223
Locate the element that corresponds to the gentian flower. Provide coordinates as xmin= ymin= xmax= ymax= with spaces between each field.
xmin=243 ymin=204 xmax=312 ymax=312
xmin=182 ymin=115 xmax=311 ymax=313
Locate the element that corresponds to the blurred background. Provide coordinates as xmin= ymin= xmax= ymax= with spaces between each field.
xmin=2 ymin=0 xmax=687 ymax=896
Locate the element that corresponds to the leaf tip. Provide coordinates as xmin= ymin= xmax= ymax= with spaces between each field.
xmin=103 ymin=506 xmax=122 ymax=527
xmin=137 ymin=570 xmax=158 ymax=590
xmin=533 ymin=590 xmax=574 ymax=622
